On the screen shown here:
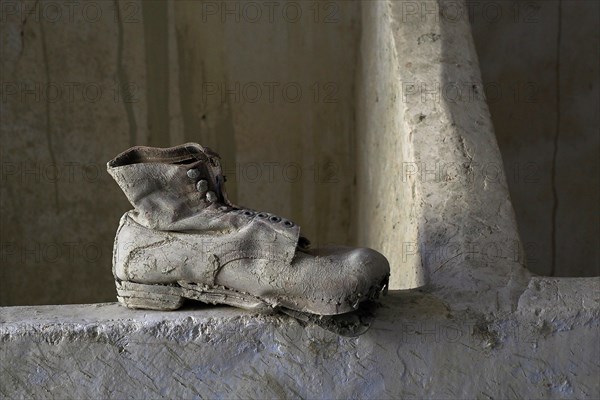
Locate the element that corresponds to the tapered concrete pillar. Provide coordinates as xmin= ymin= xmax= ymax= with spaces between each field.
xmin=357 ymin=0 xmax=530 ymax=311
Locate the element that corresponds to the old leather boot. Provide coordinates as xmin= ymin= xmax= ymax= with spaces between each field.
xmin=107 ymin=143 xmax=389 ymax=316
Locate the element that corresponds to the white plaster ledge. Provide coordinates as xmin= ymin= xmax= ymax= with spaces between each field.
xmin=2 ymin=277 xmax=598 ymax=399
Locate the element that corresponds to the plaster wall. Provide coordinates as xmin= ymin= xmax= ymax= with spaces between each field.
xmin=1 ymin=0 xmax=360 ymax=305
xmin=1 ymin=0 xmax=598 ymax=306
xmin=2 ymin=278 xmax=598 ymax=399
xmin=1 ymin=1 xmax=599 ymax=398
xmin=471 ymin=0 xmax=600 ymax=277
xmin=357 ymin=0 xmax=531 ymax=302
xmin=356 ymin=1 xmax=424 ymax=289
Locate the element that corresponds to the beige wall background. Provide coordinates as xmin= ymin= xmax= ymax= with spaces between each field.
xmin=1 ymin=0 xmax=598 ymax=306
xmin=1 ymin=0 xmax=360 ymax=305
xmin=471 ymin=0 xmax=599 ymax=277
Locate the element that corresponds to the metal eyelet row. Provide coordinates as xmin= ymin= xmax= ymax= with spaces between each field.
xmin=256 ymin=211 xmax=294 ymax=227
xmin=222 ymin=208 xmax=294 ymax=227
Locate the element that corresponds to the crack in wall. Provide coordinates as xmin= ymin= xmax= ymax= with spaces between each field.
xmin=38 ymin=7 xmax=59 ymax=214
xmin=142 ymin=1 xmax=170 ymax=148
xmin=114 ymin=0 xmax=138 ymax=147
xmin=18 ymin=4 xmax=32 ymax=58
xmin=550 ymin=0 xmax=563 ymax=277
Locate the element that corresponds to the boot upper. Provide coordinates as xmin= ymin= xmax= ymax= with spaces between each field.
xmin=108 ymin=143 xmax=232 ymax=229
xmin=107 ymin=143 xmax=301 ymax=266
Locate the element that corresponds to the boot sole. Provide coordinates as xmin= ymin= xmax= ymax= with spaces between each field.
xmin=116 ymin=276 xmax=389 ymax=315
xmin=116 ymin=279 xmax=388 ymax=337
xmin=116 ymin=280 xmax=274 ymax=312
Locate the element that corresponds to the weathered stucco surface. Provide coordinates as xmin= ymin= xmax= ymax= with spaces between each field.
xmin=356 ymin=0 xmax=424 ymax=290
xmin=357 ymin=0 xmax=531 ymax=300
xmin=1 ymin=278 xmax=598 ymax=399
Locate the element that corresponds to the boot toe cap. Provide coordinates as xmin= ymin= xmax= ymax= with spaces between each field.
xmin=297 ymin=246 xmax=390 ymax=314
xmin=344 ymin=247 xmax=390 ymax=300
xmin=346 ymin=247 xmax=390 ymax=280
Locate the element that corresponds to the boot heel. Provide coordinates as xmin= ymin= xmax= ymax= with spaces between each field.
xmin=116 ymin=280 xmax=184 ymax=311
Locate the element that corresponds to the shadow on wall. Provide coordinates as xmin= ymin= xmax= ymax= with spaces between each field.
xmin=470 ymin=0 xmax=600 ymax=277
xmin=357 ymin=0 xmax=597 ymax=304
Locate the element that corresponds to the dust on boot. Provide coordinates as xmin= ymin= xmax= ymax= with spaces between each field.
xmin=107 ymin=143 xmax=390 ymax=319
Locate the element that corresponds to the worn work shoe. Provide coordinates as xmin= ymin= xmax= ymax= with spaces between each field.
xmin=107 ymin=143 xmax=389 ymax=316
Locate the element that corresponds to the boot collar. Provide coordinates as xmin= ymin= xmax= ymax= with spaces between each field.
xmin=107 ymin=143 xmax=232 ymax=228
xmin=108 ymin=143 xmax=306 ymax=252
xmin=108 ymin=143 xmax=216 ymax=167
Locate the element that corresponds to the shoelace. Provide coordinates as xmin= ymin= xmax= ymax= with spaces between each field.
xmin=185 ymin=166 xmax=299 ymax=230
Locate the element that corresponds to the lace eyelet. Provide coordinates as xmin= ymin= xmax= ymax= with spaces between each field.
xmin=196 ymin=180 xmax=208 ymax=192
xmin=187 ymin=169 xmax=201 ymax=179
xmin=243 ymin=210 xmax=254 ymax=217
xmin=283 ymin=220 xmax=294 ymax=227
xmin=206 ymin=191 xmax=218 ymax=203
xmin=269 ymin=216 xmax=281 ymax=223
xmin=257 ymin=213 xmax=268 ymax=218
xmin=218 ymin=206 xmax=229 ymax=212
